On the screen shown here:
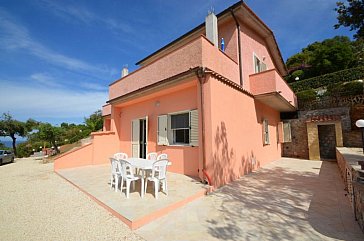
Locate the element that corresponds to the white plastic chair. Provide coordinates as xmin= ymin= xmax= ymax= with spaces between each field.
xmin=109 ymin=158 xmax=122 ymax=192
xmin=145 ymin=159 xmax=169 ymax=199
xmin=119 ymin=159 xmax=144 ymax=198
xmin=114 ymin=152 xmax=128 ymax=160
xmin=157 ymin=153 xmax=168 ymax=160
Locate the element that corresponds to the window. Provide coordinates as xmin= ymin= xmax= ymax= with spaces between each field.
xmin=254 ymin=55 xmax=267 ymax=73
xmin=157 ymin=110 xmax=198 ymax=146
xmin=171 ymin=113 xmax=190 ymax=144
xmin=263 ymin=119 xmax=270 ymax=145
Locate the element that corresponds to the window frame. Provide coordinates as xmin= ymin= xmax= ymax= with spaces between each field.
xmin=170 ymin=112 xmax=190 ymax=145
xmin=157 ymin=109 xmax=198 ymax=147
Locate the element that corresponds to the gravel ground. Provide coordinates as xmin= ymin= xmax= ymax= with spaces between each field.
xmin=0 ymin=157 xmax=144 ymax=241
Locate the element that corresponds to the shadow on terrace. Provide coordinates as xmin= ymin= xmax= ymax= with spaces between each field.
xmin=205 ymin=160 xmax=363 ymax=240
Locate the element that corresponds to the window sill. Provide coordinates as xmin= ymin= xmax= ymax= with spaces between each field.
xmin=158 ymin=144 xmax=196 ymax=147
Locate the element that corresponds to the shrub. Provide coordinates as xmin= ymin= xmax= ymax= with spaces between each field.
xmin=289 ymin=66 xmax=364 ymax=92
xmin=326 ymin=81 xmax=363 ymax=97
xmin=296 ymin=89 xmax=317 ymax=101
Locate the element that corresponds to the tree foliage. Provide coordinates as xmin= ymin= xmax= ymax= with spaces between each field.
xmin=84 ymin=110 xmax=103 ymax=132
xmin=335 ymin=0 xmax=364 ymax=39
xmin=286 ymin=36 xmax=360 ymax=82
xmin=0 ymin=113 xmax=32 ymax=156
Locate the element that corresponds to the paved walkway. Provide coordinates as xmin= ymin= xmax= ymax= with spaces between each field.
xmin=136 ymin=158 xmax=364 ymax=241
xmin=0 ymin=158 xmax=142 ymax=241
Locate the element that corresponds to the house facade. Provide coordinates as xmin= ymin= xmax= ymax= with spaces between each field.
xmin=54 ymin=1 xmax=297 ymax=188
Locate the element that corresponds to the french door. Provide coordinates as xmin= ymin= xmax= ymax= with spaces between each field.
xmin=131 ymin=117 xmax=148 ymax=158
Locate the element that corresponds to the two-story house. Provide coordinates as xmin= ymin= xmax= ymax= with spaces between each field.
xmin=55 ymin=1 xmax=297 ymax=188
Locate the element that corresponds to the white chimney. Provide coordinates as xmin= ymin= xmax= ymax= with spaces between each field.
xmin=121 ymin=66 xmax=128 ymax=78
xmin=205 ymin=11 xmax=218 ymax=47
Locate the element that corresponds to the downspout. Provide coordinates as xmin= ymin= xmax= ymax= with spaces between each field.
xmin=196 ymin=67 xmax=212 ymax=186
xmin=230 ymin=8 xmax=243 ymax=87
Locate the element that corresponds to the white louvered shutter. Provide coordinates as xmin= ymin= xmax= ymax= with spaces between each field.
xmin=157 ymin=115 xmax=168 ymax=145
xmin=189 ymin=109 xmax=198 ymax=146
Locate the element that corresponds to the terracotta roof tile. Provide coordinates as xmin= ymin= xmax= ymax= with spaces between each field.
xmin=306 ymin=115 xmax=341 ymax=123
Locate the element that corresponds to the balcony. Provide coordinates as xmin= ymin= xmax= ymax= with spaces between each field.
xmin=249 ymin=69 xmax=297 ymax=112
xmin=109 ymin=36 xmax=239 ymax=101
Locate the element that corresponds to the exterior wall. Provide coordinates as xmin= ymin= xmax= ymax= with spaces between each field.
xmin=92 ymin=132 xmax=120 ymax=165
xmin=240 ymin=24 xmax=275 ymax=91
xmin=54 ymin=143 xmax=93 ymax=170
xmin=218 ymin=19 xmax=238 ymax=63
xmin=282 ymin=119 xmax=309 ymax=159
xmin=54 ymin=131 xmax=119 ymax=170
xmin=109 ymin=36 xmax=239 ymax=100
xmin=336 ymin=147 xmax=364 ymax=232
xmin=102 ymin=104 xmax=111 ymax=116
xmin=204 ymin=75 xmax=282 ymax=187
xmin=116 ymin=83 xmax=200 ymax=177
xmin=249 ymin=69 xmax=297 ymax=106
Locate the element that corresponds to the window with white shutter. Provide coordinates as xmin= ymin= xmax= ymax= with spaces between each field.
xmin=157 ymin=115 xmax=168 ymax=145
xmin=157 ymin=109 xmax=198 ymax=146
xmin=189 ymin=109 xmax=198 ymax=146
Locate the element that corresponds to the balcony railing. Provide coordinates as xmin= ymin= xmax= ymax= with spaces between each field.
xmin=109 ymin=35 xmax=239 ymax=101
xmin=249 ymin=69 xmax=297 ymax=111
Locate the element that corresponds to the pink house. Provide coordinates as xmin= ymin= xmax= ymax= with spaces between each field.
xmin=55 ymin=1 xmax=297 ymax=188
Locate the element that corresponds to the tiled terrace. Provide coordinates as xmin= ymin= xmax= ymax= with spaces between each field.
xmin=137 ymin=158 xmax=364 ymax=240
xmin=56 ymin=165 xmax=207 ymax=229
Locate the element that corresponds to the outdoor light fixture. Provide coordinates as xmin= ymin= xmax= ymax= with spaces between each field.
xmin=355 ymin=119 xmax=364 ymax=153
xmin=295 ymin=77 xmax=299 ymax=81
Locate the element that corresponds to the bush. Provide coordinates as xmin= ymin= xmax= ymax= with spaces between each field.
xmin=326 ymin=81 xmax=363 ymax=97
xmin=296 ymin=89 xmax=317 ymax=101
xmin=290 ymin=66 xmax=364 ymax=92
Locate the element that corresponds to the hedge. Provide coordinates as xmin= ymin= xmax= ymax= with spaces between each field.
xmin=289 ymin=66 xmax=364 ymax=92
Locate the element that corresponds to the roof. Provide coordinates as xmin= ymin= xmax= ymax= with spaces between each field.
xmin=135 ymin=1 xmax=287 ymax=76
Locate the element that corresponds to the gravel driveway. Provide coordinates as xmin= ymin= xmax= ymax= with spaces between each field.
xmin=0 ymin=157 xmax=143 ymax=241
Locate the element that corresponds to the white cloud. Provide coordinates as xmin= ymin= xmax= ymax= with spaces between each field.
xmin=30 ymin=73 xmax=63 ymax=88
xmin=0 ymin=8 xmax=114 ymax=78
xmin=79 ymin=82 xmax=107 ymax=91
xmin=0 ymin=79 xmax=107 ymax=122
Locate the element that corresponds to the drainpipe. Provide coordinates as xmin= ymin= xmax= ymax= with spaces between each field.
xmin=196 ymin=67 xmax=212 ymax=186
xmin=230 ymin=8 xmax=243 ymax=87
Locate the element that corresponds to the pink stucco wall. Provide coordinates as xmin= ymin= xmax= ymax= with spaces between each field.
xmin=240 ymin=25 xmax=275 ymax=91
xmin=54 ymin=143 xmax=93 ymax=170
xmin=218 ymin=18 xmax=238 ymax=63
xmin=102 ymin=104 xmax=111 ymax=116
xmin=54 ymin=131 xmax=119 ymax=170
xmin=203 ymin=75 xmax=281 ymax=188
xmin=115 ymin=81 xmax=200 ymax=177
xmin=109 ymin=36 xmax=239 ymax=100
xmin=249 ymin=69 xmax=297 ymax=107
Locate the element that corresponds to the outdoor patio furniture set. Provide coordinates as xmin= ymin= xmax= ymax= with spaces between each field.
xmin=110 ymin=152 xmax=170 ymax=199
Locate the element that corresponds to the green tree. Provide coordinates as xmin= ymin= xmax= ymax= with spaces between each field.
xmin=335 ymin=0 xmax=364 ymax=39
xmin=0 ymin=113 xmax=29 ymax=156
xmin=286 ymin=36 xmax=356 ymax=81
xmin=37 ymin=123 xmax=63 ymax=154
xmin=84 ymin=110 xmax=103 ymax=132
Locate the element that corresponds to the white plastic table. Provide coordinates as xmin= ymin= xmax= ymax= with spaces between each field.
xmin=125 ymin=157 xmax=151 ymax=198
xmin=126 ymin=157 xmax=171 ymax=198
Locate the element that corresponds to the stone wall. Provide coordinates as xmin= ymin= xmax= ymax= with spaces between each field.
xmin=283 ymin=107 xmax=351 ymax=159
xmin=345 ymin=130 xmax=363 ymax=148
xmin=282 ymin=119 xmax=309 ymax=159
xmin=336 ymin=147 xmax=364 ymax=233
xmin=299 ymin=107 xmax=351 ymax=131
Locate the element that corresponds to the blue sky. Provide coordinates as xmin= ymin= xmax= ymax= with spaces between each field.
xmin=0 ymin=0 xmax=354 ymax=127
